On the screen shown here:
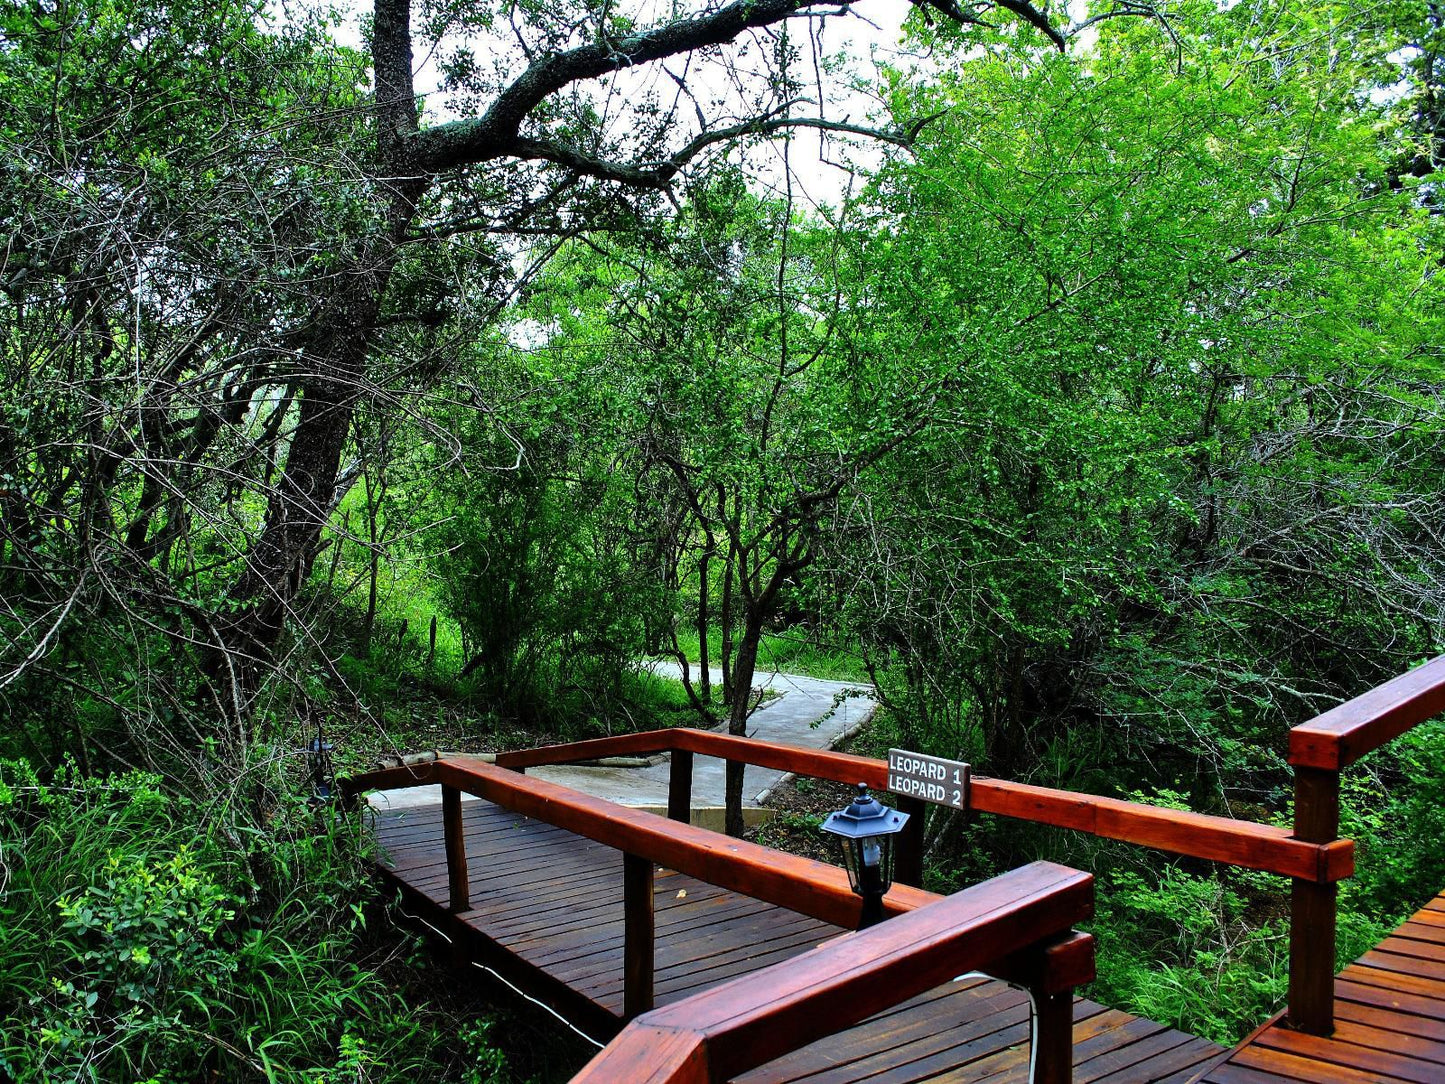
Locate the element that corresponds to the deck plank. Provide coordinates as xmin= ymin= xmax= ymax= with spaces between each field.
xmin=373 ymin=800 xmax=1223 ymax=1083
xmin=1203 ymin=887 xmax=1445 ymax=1084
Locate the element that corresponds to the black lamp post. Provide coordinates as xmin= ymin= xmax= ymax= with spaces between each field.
xmin=821 ymin=783 xmax=910 ymax=930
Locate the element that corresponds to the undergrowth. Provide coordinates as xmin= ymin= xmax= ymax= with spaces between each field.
xmin=0 ymin=758 xmax=518 ymax=1083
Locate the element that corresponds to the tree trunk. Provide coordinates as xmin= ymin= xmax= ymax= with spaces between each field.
xmin=724 ymin=608 xmax=765 ymax=837
xmin=697 ymin=540 xmax=712 ymax=703
xmin=209 ymin=0 xmax=426 ymax=711
xmin=219 ymin=289 xmax=380 ymax=700
xmin=720 ymin=542 xmax=736 ymax=706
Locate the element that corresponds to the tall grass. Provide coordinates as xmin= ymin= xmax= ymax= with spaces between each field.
xmin=0 ymin=757 xmax=509 ymax=1083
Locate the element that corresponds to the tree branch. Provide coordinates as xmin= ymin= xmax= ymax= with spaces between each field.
xmin=508 ymin=113 xmax=929 ymax=188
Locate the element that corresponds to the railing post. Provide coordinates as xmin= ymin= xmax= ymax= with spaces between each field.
xmin=668 ymin=749 xmax=693 ymax=824
xmin=895 ymin=796 xmax=926 ymax=888
xmin=623 ymin=853 xmax=655 ymax=1020
xmin=1011 ymin=933 xmax=1091 ymax=1084
xmin=443 ymin=784 xmax=470 ymax=912
xmin=1288 ymin=765 xmax=1340 ymax=1035
xmin=1032 ymin=987 xmax=1074 ymax=1084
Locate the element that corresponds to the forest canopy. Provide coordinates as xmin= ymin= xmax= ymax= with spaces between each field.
xmin=1 ymin=0 xmax=1444 ymax=1077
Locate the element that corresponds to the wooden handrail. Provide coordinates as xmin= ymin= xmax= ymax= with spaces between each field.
xmin=1283 ymin=655 xmax=1445 ymax=1035
xmin=571 ymin=861 xmax=1095 ymax=1084
xmin=350 ymin=658 xmax=1445 ymax=1046
xmin=1289 ymin=654 xmax=1445 ymax=771
xmin=496 ymin=728 xmax=1352 ymax=883
xmin=345 ymin=757 xmax=1097 ymax=1018
xmin=349 ymin=755 xmax=937 ymax=927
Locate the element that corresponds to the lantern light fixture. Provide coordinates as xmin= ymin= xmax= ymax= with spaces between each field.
xmin=820 ymin=783 xmax=910 ymax=929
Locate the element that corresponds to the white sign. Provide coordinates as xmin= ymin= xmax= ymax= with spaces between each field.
xmin=887 ymin=748 xmax=970 ymax=809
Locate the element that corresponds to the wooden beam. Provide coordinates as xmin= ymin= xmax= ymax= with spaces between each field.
xmin=668 ymin=750 xmax=693 ymax=824
xmin=567 ymin=1024 xmax=708 ymax=1084
xmin=1032 ymin=988 xmax=1074 ymax=1084
xmin=1289 ymin=655 xmax=1445 ymax=770
xmin=969 ymin=777 xmax=1353 ymax=883
xmin=443 ymin=784 xmax=470 ymax=912
xmin=433 ymin=757 xmax=938 ymax=930
xmin=339 ymin=759 xmax=440 ymax=805
xmin=624 ymin=853 xmax=655 ymax=1020
xmin=638 ymin=861 xmax=1092 ymax=1083
xmin=992 ymin=932 xmax=1096 ymax=995
xmin=894 ymin=795 xmax=926 ymax=888
xmin=1288 ymin=766 xmax=1341 ymax=1036
xmin=496 ymin=731 xmax=675 ymax=770
xmin=572 ymin=862 xmax=1092 ymax=1084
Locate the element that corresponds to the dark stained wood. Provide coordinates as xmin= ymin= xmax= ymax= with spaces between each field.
xmin=341 ymin=758 xmax=441 ymax=802
xmin=443 ymin=783 xmax=469 ymax=912
xmin=1289 ymin=654 xmax=1445 ymax=770
xmin=372 ymin=799 xmax=1221 ymax=1084
xmin=596 ymin=860 xmax=1094 ymax=1083
xmin=968 ymin=777 xmax=1352 ymax=883
xmin=428 ymin=756 xmax=938 ymax=928
xmin=995 ymin=931 xmax=1098 ymax=995
xmin=1034 ymin=989 xmax=1074 ymax=1084
xmin=624 ymin=852 xmax=655 ymax=1020
xmin=1232 ymin=1044 xmax=1412 ymax=1082
xmin=1287 ymin=765 xmax=1341 ymax=1035
xmin=895 ymin=795 xmax=926 ymax=888
xmin=568 ymin=1024 xmax=708 ymax=1084
xmin=668 ymin=749 xmax=693 ymax=823
xmin=1207 ymin=886 xmax=1445 ymax=1084
xmin=482 ymin=729 xmax=1352 ymax=882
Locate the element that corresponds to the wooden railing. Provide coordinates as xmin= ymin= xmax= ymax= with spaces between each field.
xmin=1284 ymin=654 xmax=1445 ymax=1035
xmin=488 ymin=706 xmax=1400 ymax=1038
xmin=342 ymin=753 xmax=1094 ymax=1079
xmin=493 ymin=725 xmax=1360 ymax=1041
xmin=569 ymin=861 xmax=1095 ymax=1084
xmin=344 ymin=654 xmax=1445 ymax=1042
xmin=493 ymin=728 xmax=1354 ymax=885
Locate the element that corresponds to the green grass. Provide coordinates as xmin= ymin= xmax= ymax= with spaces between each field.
xmin=625 ymin=667 xmax=699 ymax=713
xmin=668 ymin=627 xmax=871 ymax=683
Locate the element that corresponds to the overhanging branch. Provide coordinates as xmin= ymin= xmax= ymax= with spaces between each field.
xmin=406 ymin=0 xmax=1020 ymax=176
xmin=510 ymin=112 xmax=938 ymax=188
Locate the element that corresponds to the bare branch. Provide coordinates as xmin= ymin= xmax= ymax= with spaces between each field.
xmin=509 ymin=113 xmax=927 ymax=188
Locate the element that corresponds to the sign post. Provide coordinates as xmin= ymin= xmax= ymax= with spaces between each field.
xmin=887 ymin=748 xmax=969 ymax=810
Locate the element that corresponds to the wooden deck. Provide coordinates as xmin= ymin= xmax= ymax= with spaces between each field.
xmin=1201 ymin=887 xmax=1445 ymax=1083
xmin=375 ymin=800 xmax=1226 ymax=1083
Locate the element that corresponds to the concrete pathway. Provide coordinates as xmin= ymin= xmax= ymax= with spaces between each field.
xmin=369 ymin=660 xmax=875 ymax=820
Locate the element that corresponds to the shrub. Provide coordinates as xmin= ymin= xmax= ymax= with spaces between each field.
xmin=0 ymin=758 xmax=507 ymax=1083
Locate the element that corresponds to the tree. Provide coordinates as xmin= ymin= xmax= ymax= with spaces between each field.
xmin=826 ymin=0 xmax=1445 ymax=786
xmin=514 ymin=178 xmax=931 ymax=831
xmin=0 ymin=0 xmax=375 ymax=769
xmin=1 ymin=0 xmax=1115 ymax=761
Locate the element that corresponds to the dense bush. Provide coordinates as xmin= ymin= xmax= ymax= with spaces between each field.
xmin=1084 ymin=720 xmax=1445 ymax=1044
xmin=422 ymin=357 xmax=675 ymax=737
xmin=0 ymin=759 xmax=505 ymax=1083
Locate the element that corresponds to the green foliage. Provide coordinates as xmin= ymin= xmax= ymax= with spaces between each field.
xmin=1084 ymin=726 xmax=1445 ymax=1049
xmin=1339 ymin=719 xmax=1445 ymax=920
xmin=0 ymin=759 xmax=506 ymax=1083
xmin=422 ymin=351 xmax=675 ymax=735
xmin=836 ymin=0 xmax=1445 ymax=783
xmin=1089 ymin=864 xmax=1290 ymax=1046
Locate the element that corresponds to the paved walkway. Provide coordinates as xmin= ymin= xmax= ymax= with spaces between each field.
xmin=369 ymin=660 xmax=875 ymax=816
